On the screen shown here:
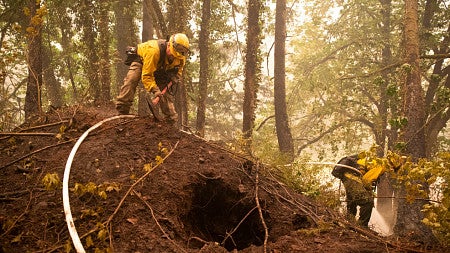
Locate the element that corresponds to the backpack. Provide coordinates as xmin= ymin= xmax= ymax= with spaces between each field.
xmin=332 ymin=155 xmax=360 ymax=179
xmin=124 ymin=39 xmax=166 ymax=67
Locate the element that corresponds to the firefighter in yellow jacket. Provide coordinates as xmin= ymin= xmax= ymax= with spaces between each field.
xmin=332 ymin=154 xmax=386 ymax=227
xmin=115 ymin=33 xmax=190 ymax=123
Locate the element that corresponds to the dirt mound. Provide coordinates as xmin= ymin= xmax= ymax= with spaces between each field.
xmin=0 ymin=104 xmax=445 ymax=252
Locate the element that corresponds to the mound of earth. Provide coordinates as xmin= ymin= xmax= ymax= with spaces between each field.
xmin=0 ymin=104 xmax=446 ymax=252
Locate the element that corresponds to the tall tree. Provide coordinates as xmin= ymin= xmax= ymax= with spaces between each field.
xmin=79 ymin=0 xmax=100 ymax=103
xmin=24 ymin=0 xmax=44 ymax=118
xmin=42 ymin=42 xmax=63 ymax=109
xmin=58 ymin=7 xmax=78 ymax=103
xmin=137 ymin=0 xmax=155 ymax=116
xmin=98 ymin=0 xmax=111 ymax=103
xmin=400 ymin=0 xmax=426 ymax=158
xmin=421 ymin=0 xmax=450 ymax=157
xmin=242 ymin=0 xmax=262 ymax=152
xmin=394 ymin=0 xmax=433 ymax=242
xmin=113 ymin=0 xmax=139 ymax=96
xmin=148 ymin=0 xmax=167 ymax=38
xmin=167 ymin=0 xmax=192 ymax=128
xmin=196 ymin=0 xmax=211 ymax=137
xmin=274 ymin=0 xmax=294 ymax=161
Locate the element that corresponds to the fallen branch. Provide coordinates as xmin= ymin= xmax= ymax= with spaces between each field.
xmin=0 ymin=191 xmax=33 ymax=237
xmin=187 ymin=236 xmax=208 ymax=247
xmin=105 ymin=140 xmax=180 ymax=225
xmin=133 ymin=189 xmax=187 ymax=253
xmin=0 ymin=132 xmax=56 ymax=136
xmin=254 ymin=162 xmax=269 ymax=253
xmin=0 ymin=140 xmax=73 ymax=170
xmin=0 ymin=120 xmax=70 ymax=141
xmin=221 ymin=206 xmax=257 ymax=247
xmin=0 ymin=189 xmax=45 ymax=198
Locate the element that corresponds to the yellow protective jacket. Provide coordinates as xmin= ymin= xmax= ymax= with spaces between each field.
xmin=137 ymin=40 xmax=185 ymax=92
xmin=360 ymin=163 xmax=386 ymax=188
xmin=334 ymin=155 xmax=386 ymax=189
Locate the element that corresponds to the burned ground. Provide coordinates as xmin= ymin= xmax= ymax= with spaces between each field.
xmin=0 ymin=104 xmax=447 ymax=252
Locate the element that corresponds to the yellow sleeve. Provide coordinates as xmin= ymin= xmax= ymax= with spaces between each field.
xmin=138 ymin=42 xmax=160 ymax=91
xmin=362 ymin=165 xmax=386 ymax=187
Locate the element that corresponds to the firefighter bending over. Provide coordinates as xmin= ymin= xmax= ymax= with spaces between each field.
xmin=332 ymin=154 xmax=386 ymax=227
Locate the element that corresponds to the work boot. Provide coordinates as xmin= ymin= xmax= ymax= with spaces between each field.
xmin=165 ymin=118 xmax=177 ymax=126
xmin=116 ymin=105 xmax=130 ymax=115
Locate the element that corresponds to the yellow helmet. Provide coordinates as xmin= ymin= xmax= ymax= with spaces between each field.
xmin=168 ymin=33 xmax=190 ymax=59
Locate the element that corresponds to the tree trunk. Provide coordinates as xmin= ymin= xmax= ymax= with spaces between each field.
xmin=59 ymin=12 xmax=78 ymax=102
xmin=149 ymin=0 xmax=167 ymax=38
xmin=196 ymin=0 xmax=211 ymax=137
xmin=422 ymin=0 xmax=450 ymax=157
xmin=274 ymin=0 xmax=294 ymax=161
xmin=24 ymin=0 xmax=43 ymax=119
xmin=375 ymin=0 xmax=396 ymax=229
xmin=81 ymin=0 xmax=100 ymax=103
xmin=167 ymin=0 xmax=190 ymax=128
xmin=98 ymin=0 xmax=111 ymax=103
xmin=113 ymin=0 xmax=138 ymax=95
xmin=242 ymin=0 xmax=262 ymax=152
xmin=42 ymin=40 xmax=63 ymax=109
xmin=138 ymin=0 xmax=154 ymax=117
xmin=400 ymin=0 xmax=426 ymax=158
xmin=394 ymin=0 xmax=434 ymax=242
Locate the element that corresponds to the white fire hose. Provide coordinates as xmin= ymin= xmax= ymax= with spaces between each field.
xmin=63 ymin=115 xmax=136 ymax=253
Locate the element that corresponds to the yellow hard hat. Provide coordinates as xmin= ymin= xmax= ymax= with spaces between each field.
xmin=169 ymin=33 xmax=190 ymax=59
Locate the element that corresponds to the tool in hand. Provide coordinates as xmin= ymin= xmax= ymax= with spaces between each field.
xmin=152 ymin=81 xmax=173 ymax=105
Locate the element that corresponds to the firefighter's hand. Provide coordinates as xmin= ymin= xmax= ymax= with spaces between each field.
xmin=170 ymin=75 xmax=181 ymax=85
xmin=150 ymin=86 xmax=162 ymax=98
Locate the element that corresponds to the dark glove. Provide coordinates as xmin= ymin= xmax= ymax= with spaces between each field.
xmin=170 ymin=74 xmax=181 ymax=85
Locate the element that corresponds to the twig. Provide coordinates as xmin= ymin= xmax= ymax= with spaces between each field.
xmin=255 ymin=115 xmax=275 ymax=131
xmin=195 ymin=172 xmax=222 ymax=180
xmin=0 ymin=120 xmax=70 ymax=141
xmin=221 ymin=206 xmax=257 ymax=246
xmin=0 ymin=140 xmax=73 ymax=170
xmin=109 ymin=222 xmax=113 ymax=252
xmin=187 ymin=236 xmax=208 ymax=247
xmin=20 ymin=120 xmax=70 ymax=132
xmin=133 ymin=189 xmax=187 ymax=253
xmin=254 ymin=162 xmax=269 ymax=253
xmin=0 ymin=191 xmax=33 ymax=237
xmin=0 ymin=189 xmax=44 ymax=198
xmin=105 ymin=140 xmax=180 ymax=225
xmin=0 ymin=132 xmax=56 ymax=136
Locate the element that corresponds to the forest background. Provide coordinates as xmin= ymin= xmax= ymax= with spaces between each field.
xmin=0 ymin=0 xmax=449 ymax=246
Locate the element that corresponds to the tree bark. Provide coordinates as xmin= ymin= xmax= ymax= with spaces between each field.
xmin=81 ymin=0 xmax=100 ymax=103
xmin=422 ymin=0 xmax=450 ymax=157
xmin=138 ymin=0 xmax=155 ymax=117
xmin=400 ymin=0 xmax=426 ymax=158
xmin=114 ymin=0 xmax=138 ymax=95
xmin=167 ymin=0 xmax=190 ymax=128
xmin=394 ymin=0 xmax=434 ymax=242
xmin=196 ymin=0 xmax=211 ymax=137
xmin=242 ymin=0 xmax=262 ymax=152
xmin=24 ymin=0 xmax=43 ymax=119
xmin=98 ymin=0 xmax=111 ymax=103
xmin=274 ymin=0 xmax=294 ymax=161
xmin=42 ymin=41 xmax=63 ymax=109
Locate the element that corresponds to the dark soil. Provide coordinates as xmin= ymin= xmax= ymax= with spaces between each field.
xmin=0 ymin=104 xmax=447 ymax=252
